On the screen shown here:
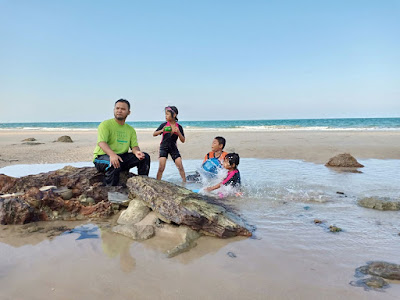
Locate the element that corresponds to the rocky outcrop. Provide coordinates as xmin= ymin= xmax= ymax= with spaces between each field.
xmin=1 ymin=166 xmax=252 ymax=251
xmin=358 ymin=197 xmax=400 ymax=211
xmin=325 ymin=153 xmax=364 ymax=168
xmin=0 ymin=166 xmax=129 ymax=200
xmin=352 ymin=261 xmax=400 ymax=290
xmin=56 ymin=136 xmax=73 ymax=143
xmin=357 ymin=261 xmax=400 ymax=280
xmin=0 ymin=166 xmax=125 ymax=224
xmin=126 ymin=175 xmax=252 ymax=238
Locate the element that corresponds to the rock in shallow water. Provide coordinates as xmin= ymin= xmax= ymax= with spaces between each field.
xmin=362 ymin=276 xmax=388 ymax=289
xmin=325 ymin=153 xmax=364 ymax=168
xmin=112 ymin=224 xmax=155 ymax=240
xmin=117 ymin=199 xmax=150 ymax=225
xmin=126 ymin=176 xmax=252 ymax=238
xmin=357 ymin=261 xmax=400 ymax=280
xmin=358 ymin=197 xmax=400 ymax=211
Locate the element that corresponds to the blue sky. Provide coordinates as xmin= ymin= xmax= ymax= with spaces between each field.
xmin=0 ymin=0 xmax=399 ymax=122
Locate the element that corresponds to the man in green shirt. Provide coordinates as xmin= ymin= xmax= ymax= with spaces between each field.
xmin=93 ymin=99 xmax=150 ymax=186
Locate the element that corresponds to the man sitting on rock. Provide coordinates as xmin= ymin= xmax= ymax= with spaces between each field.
xmin=93 ymin=99 xmax=151 ymax=186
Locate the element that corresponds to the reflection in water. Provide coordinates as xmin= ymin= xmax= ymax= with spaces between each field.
xmin=100 ymin=228 xmax=135 ymax=273
xmin=62 ymin=225 xmax=100 ymax=240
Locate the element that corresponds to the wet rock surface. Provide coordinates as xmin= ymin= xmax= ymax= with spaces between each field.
xmin=1 ymin=166 xmax=253 ymax=256
xmin=112 ymin=224 xmax=155 ymax=240
xmin=0 ymin=166 xmax=126 ymax=224
xmin=117 ymin=199 xmax=150 ymax=225
xmin=352 ymin=261 xmax=400 ymax=290
xmin=357 ymin=261 xmax=400 ymax=280
xmin=325 ymin=153 xmax=364 ymax=168
xmin=126 ymin=175 xmax=252 ymax=238
xmin=358 ymin=197 xmax=400 ymax=211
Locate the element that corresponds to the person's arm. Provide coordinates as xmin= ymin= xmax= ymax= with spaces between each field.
xmin=206 ymin=182 xmax=221 ymax=192
xmin=153 ymin=128 xmax=164 ymax=136
xmin=98 ymin=141 xmax=123 ymax=168
xmin=153 ymin=123 xmax=166 ymax=137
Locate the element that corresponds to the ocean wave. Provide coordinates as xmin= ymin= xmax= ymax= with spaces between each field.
xmin=183 ymin=126 xmax=400 ymax=132
xmin=1 ymin=125 xmax=400 ymax=132
xmin=0 ymin=127 xmax=97 ymax=131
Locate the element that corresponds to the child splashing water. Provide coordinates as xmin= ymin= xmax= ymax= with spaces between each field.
xmin=153 ymin=106 xmax=186 ymax=182
xmin=205 ymin=153 xmax=241 ymax=197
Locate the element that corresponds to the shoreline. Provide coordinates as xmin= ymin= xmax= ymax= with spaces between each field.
xmin=1 ymin=129 xmax=400 ymax=168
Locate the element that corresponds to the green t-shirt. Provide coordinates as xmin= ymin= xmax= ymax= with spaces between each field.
xmin=93 ymin=118 xmax=138 ymax=161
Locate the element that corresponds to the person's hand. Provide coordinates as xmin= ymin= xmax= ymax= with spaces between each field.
xmin=171 ymin=125 xmax=178 ymax=134
xmin=110 ymin=153 xmax=123 ymax=169
xmin=205 ymin=187 xmax=213 ymax=192
xmin=135 ymin=151 xmax=145 ymax=160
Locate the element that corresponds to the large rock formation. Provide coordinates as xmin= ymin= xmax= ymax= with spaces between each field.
xmin=126 ymin=175 xmax=252 ymax=238
xmin=0 ymin=167 xmax=252 ymax=241
xmin=325 ymin=153 xmax=364 ymax=168
xmin=0 ymin=166 xmax=126 ymax=224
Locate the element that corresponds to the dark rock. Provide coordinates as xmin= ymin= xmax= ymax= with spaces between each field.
xmin=358 ymin=197 xmax=400 ymax=211
xmin=325 ymin=153 xmax=364 ymax=168
xmin=22 ymin=142 xmax=44 ymax=145
xmin=357 ymin=261 xmax=400 ymax=280
xmin=126 ymin=176 xmax=252 ymax=238
xmin=21 ymin=138 xmax=36 ymax=142
xmin=0 ymin=198 xmax=37 ymax=224
xmin=314 ymin=219 xmax=323 ymax=224
xmin=56 ymin=136 xmax=73 ymax=143
xmin=329 ymin=225 xmax=342 ymax=232
xmin=0 ymin=167 xmax=119 ymax=224
xmin=227 ymin=252 xmax=237 ymax=258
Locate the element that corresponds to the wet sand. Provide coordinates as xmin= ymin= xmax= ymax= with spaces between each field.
xmin=1 ymin=130 xmax=400 ymax=299
xmin=1 ymin=129 xmax=400 ymax=168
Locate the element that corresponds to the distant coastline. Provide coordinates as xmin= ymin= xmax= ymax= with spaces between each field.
xmin=1 ymin=118 xmax=400 ymax=132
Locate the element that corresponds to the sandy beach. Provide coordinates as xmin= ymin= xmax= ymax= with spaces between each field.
xmin=1 ymin=129 xmax=400 ymax=168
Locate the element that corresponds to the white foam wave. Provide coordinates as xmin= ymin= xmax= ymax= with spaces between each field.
xmin=183 ymin=126 xmax=400 ymax=132
xmin=1 ymin=126 xmax=399 ymax=132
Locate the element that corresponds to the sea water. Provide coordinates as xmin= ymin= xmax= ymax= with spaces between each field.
xmin=1 ymin=117 xmax=400 ymax=131
xmin=0 ymin=159 xmax=400 ymax=299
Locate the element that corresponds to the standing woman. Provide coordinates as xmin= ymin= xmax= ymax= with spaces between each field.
xmin=153 ymin=106 xmax=186 ymax=182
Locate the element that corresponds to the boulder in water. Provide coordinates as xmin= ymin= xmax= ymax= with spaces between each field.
xmin=358 ymin=197 xmax=400 ymax=211
xmin=357 ymin=261 xmax=400 ymax=280
xmin=325 ymin=153 xmax=364 ymax=168
xmin=126 ymin=175 xmax=252 ymax=238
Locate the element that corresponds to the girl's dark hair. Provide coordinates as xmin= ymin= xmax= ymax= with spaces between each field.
xmin=214 ymin=136 xmax=226 ymax=149
xmin=115 ymin=99 xmax=130 ymax=110
xmin=226 ymin=153 xmax=240 ymax=168
xmin=165 ymin=106 xmax=179 ymax=121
